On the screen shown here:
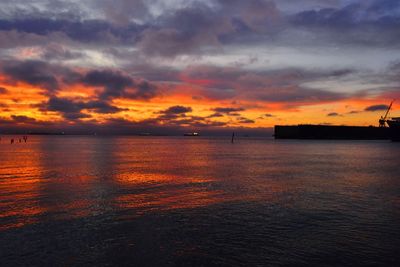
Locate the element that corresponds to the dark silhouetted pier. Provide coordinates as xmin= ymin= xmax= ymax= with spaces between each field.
xmin=274 ymin=125 xmax=391 ymax=140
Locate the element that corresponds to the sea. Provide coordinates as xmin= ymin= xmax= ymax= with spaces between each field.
xmin=1 ymin=136 xmax=400 ymax=266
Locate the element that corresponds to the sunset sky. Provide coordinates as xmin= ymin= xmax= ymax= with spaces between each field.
xmin=0 ymin=0 xmax=399 ymax=134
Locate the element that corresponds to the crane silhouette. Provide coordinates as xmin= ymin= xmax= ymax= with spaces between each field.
xmin=379 ymin=100 xmax=395 ymax=127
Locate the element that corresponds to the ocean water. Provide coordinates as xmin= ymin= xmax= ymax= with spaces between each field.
xmin=1 ymin=136 xmax=400 ymax=266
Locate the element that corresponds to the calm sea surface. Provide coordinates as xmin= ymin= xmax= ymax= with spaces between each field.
xmin=1 ymin=136 xmax=400 ymax=266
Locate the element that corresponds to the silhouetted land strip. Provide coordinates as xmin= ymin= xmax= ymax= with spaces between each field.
xmin=28 ymin=132 xmax=66 ymax=135
xmin=274 ymin=125 xmax=391 ymax=140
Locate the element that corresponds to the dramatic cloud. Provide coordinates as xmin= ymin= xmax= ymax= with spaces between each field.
xmin=2 ymin=60 xmax=59 ymax=92
xmin=0 ymin=18 xmax=144 ymax=44
xmin=290 ymin=0 xmax=400 ymax=47
xmin=156 ymin=105 xmax=193 ymax=120
xmin=162 ymin=105 xmax=192 ymax=114
xmin=151 ymin=105 xmax=231 ymax=128
xmin=365 ymin=104 xmax=390 ymax=112
xmin=237 ymin=117 xmax=255 ymax=124
xmin=208 ymin=107 xmax=244 ymax=118
xmin=212 ymin=107 xmax=245 ymax=114
xmin=10 ymin=115 xmax=36 ymax=123
xmin=0 ymin=0 xmax=399 ymax=133
xmin=327 ymin=112 xmax=340 ymax=117
xmin=82 ymin=70 xmax=134 ymax=99
xmin=39 ymin=96 xmax=126 ymax=120
xmin=82 ymin=70 xmax=158 ymax=100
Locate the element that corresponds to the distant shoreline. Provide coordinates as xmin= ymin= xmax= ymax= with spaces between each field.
xmin=0 ymin=133 xmax=274 ymax=138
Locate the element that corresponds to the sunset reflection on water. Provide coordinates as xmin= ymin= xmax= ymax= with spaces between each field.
xmin=1 ymin=136 xmax=399 ymax=232
xmin=1 ymin=136 xmax=400 ymax=266
xmin=0 ymin=136 xmax=254 ymax=230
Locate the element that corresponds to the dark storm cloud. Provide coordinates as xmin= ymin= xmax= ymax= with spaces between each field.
xmin=348 ymin=110 xmax=361 ymax=114
xmin=40 ymin=96 xmax=88 ymax=120
xmin=0 ymin=59 xmax=159 ymax=104
xmin=291 ymin=0 xmax=400 ymax=28
xmin=162 ymin=106 xmax=193 ymax=115
xmin=155 ymin=105 xmax=192 ymax=120
xmin=39 ymin=96 xmax=126 ymax=120
xmin=290 ymin=0 xmax=400 ymax=46
xmin=207 ymin=112 xmax=224 ymax=118
xmin=82 ymin=70 xmax=134 ymax=98
xmin=2 ymin=60 xmax=59 ymax=92
xmin=10 ymin=115 xmax=37 ymax=123
xmin=85 ymin=100 xmax=128 ymax=114
xmin=7 ymin=114 xmax=53 ymax=126
xmin=134 ymin=81 xmax=158 ymax=100
xmin=327 ymin=112 xmax=340 ymax=117
xmin=0 ymin=60 xmax=85 ymax=95
xmin=0 ymin=18 xmax=144 ymax=43
xmin=212 ymin=107 xmax=245 ymax=114
xmin=365 ymin=104 xmax=390 ymax=112
xmin=237 ymin=117 xmax=255 ymax=124
xmin=208 ymin=107 xmax=244 ymax=118
xmin=152 ymin=105 xmax=230 ymax=128
xmin=81 ymin=70 xmax=158 ymax=100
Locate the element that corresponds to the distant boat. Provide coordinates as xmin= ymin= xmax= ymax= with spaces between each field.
xmin=387 ymin=117 xmax=400 ymax=141
xmin=184 ymin=132 xmax=199 ymax=136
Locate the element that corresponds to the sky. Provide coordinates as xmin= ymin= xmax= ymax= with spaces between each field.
xmin=0 ymin=0 xmax=399 ymax=135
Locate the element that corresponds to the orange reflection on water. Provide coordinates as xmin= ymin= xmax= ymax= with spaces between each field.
xmin=114 ymin=169 xmax=214 ymax=186
xmin=113 ymin=169 xmax=228 ymax=211
xmin=0 ymin=138 xmax=98 ymax=230
xmin=0 ymin=159 xmax=47 ymax=230
xmin=114 ymin=171 xmax=181 ymax=185
xmin=115 ymin=180 xmax=226 ymax=212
